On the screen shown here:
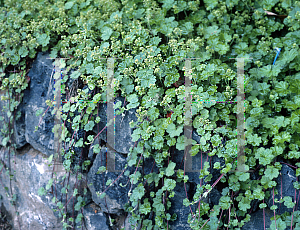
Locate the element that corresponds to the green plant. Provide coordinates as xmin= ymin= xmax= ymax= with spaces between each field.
xmin=0 ymin=0 xmax=300 ymax=229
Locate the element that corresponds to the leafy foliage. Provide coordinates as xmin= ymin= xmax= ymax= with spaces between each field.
xmin=0 ymin=0 xmax=300 ymax=229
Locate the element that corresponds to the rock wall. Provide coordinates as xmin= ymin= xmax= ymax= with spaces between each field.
xmin=0 ymin=52 xmax=299 ymax=229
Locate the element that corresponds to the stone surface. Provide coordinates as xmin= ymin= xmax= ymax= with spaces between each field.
xmin=0 ymin=144 xmax=89 ymax=230
xmin=168 ymin=182 xmax=194 ymax=230
xmin=22 ymin=52 xmax=56 ymax=156
xmin=0 ymin=52 xmax=56 ymax=152
xmin=78 ymin=202 xmax=110 ymax=230
xmin=92 ymin=96 xmax=138 ymax=155
xmin=153 ymin=129 xmax=226 ymax=229
xmin=87 ymin=143 xmax=131 ymax=214
xmin=62 ymin=94 xmax=138 ymax=173
xmin=267 ymin=164 xmax=300 ymax=215
xmin=0 ymin=145 xmax=61 ymax=229
xmin=13 ymin=102 xmax=27 ymax=149
xmin=241 ymin=208 xmax=273 ymax=230
xmin=0 ymin=89 xmax=27 ymax=149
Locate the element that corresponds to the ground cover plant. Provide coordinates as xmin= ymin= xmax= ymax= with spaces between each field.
xmin=0 ymin=0 xmax=300 ymax=229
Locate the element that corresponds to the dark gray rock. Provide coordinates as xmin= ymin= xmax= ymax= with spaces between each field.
xmin=24 ymin=52 xmax=56 ymax=156
xmin=168 ymin=182 xmax=194 ymax=230
xmin=209 ymin=188 xmax=222 ymax=207
xmin=0 ymin=89 xmax=27 ymax=149
xmin=162 ymin=129 xmax=225 ymax=229
xmin=75 ymin=202 xmax=110 ymax=230
xmin=241 ymin=208 xmax=273 ymax=230
xmin=13 ymin=103 xmax=27 ymax=149
xmin=267 ymin=164 xmax=299 ymax=215
xmin=1 ymin=51 xmax=139 ymax=228
xmin=1 ymin=52 xmax=57 ymax=152
xmin=92 ymin=96 xmax=138 ymax=155
xmin=62 ymin=95 xmax=138 ymax=173
xmin=87 ymin=144 xmax=131 ymax=214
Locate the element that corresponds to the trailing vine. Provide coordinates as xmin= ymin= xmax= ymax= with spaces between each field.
xmin=0 ymin=0 xmax=300 ymax=230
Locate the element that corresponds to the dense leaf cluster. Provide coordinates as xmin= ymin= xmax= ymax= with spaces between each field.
xmin=0 ymin=0 xmax=300 ymax=229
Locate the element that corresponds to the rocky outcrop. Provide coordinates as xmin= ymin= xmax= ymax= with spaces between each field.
xmin=23 ymin=53 xmax=56 ymax=155
xmin=0 ymin=51 xmax=298 ymax=230
xmin=0 ymin=144 xmax=80 ymax=229
xmin=87 ymin=142 xmax=130 ymax=215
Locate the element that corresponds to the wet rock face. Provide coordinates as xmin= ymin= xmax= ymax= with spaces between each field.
xmin=1 ymin=51 xmax=299 ymax=230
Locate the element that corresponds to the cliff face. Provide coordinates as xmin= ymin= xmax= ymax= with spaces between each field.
xmin=0 ymin=52 xmax=298 ymax=230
